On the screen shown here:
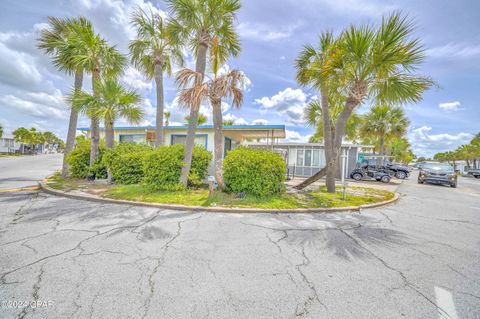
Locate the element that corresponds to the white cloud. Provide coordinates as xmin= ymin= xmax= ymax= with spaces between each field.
xmin=408 ymin=126 xmax=473 ymax=157
xmin=237 ymin=22 xmax=299 ymax=41
xmin=255 ymin=88 xmax=308 ymax=125
xmin=120 ymin=66 xmax=152 ymax=92
xmin=0 ymin=93 xmax=68 ymax=120
xmin=438 ymin=101 xmax=462 ymax=112
xmin=223 ymin=113 xmax=248 ymax=125
xmin=426 ymin=43 xmax=480 ymax=59
xmin=282 ymin=129 xmax=311 ymax=143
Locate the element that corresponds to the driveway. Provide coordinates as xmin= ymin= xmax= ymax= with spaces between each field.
xmin=1 ymin=173 xmax=479 ymax=318
xmin=0 ymin=154 xmax=62 ymax=190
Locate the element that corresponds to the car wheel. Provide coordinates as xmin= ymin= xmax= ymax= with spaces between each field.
xmin=352 ymin=172 xmax=363 ymax=181
xmin=451 ymin=181 xmax=457 ymax=188
xmin=474 ymin=175 xmax=480 ymax=179
xmin=381 ymin=175 xmax=390 ymax=183
xmin=418 ymin=179 xmax=423 ymax=184
xmin=395 ymin=171 xmax=407 ymax=179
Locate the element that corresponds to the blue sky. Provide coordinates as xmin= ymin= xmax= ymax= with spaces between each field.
xmin=0 ymin=0 xmax=479 ymax=157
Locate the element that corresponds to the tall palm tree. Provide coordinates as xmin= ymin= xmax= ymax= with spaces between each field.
xmin=71 ymin=79 xmax=143 ymax=182
xmin=129 ymin=7 xmax=184 ymax=147
xmin=65 ymin=26 xmax=126 ymax=175
xmin=360 ymin=105 xmax=409 ymax=155
xmin=167 ymin=0 xmax=241 ymax=187
xmin=37 ymin=17 xmax=92 ymax=177
xmin=176 ymin=67 xmax=245 ymax=189
xmin=295 ymin=13 xmax=433 ymax=192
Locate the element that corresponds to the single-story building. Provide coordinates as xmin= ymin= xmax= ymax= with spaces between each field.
xmin=248 ymin=142 xmax=374 ymax=178
xmin=78 ymin=124 xmax=372 ymax=179
xmin=0 ymin=136 xmax=21 ymax=154
xmin=77 ymin=124 xmax=286 ymax=159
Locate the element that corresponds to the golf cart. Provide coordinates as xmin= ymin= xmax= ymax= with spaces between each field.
xmin=350 ymin=155 xmax=393 ymax=183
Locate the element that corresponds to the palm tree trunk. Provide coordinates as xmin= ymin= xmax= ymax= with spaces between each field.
xmin=62 ymin=70 xmax=83 ymax=178
xmin=296 ymin=97 xmax=357 ymax=192
xmin=154 ymin=62 xmax=164 ymax=147
xmin=179 ymin=43 xmax=208 ymax=187
xmin=380 ymin=135 xmax=385 ymax=156
xmin=211 ymin=97 xmax=225 ymax=190
xmin=105 ymin=119 xmax=114 ymax=183
xmin=89 ymin=66 xmax=100 ymax=178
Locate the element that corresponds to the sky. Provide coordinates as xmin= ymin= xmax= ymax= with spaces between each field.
xmin=0 ymin=0 xmax=479 ymax=157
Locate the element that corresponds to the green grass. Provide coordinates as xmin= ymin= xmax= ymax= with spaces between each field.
xmin=46 ymin=175 xmax=394 ymax=209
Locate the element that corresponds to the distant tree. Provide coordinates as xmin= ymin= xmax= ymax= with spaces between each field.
xmin=360 ymin=105 xmax=409 ymax=155
xmin=0 ymin=124 xmax=3 ymax=138
xmin=184 ymin=113 xmax=207 ymax=126
xmin=13 ymin=127 xmax=44 ymax=154
xmin=164 ymin=111 xmax=171 ymax=126
xmin=222 ymin=120 xmax=235 ymax=126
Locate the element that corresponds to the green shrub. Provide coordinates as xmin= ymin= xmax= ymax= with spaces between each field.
xmin=66 ymin=139 xmax=107 ymax=179
xmin=103 ymin=143 xmax=152 ymax=184
xmin=143 ymin=144 xmax=212 ymax=190
xmin=223 ymin=147 xmax=286 ymax=197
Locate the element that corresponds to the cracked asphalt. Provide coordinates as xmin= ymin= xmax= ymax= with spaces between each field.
xmin=1 ymin=173 xmax=480 ymax=318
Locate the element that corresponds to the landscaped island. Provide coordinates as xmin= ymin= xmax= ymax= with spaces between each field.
xmin=46 ymin=141 xmax=394 ymax=210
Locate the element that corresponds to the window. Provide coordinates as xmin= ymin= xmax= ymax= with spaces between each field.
xmin=224 ymin=137 xmax=232 ymax=157
xmin=305 ymin=150 xmax=312 ymax=166
xmin=312 ymin=150 xmax=319 ymax=167
xmin=296 ymin=149 xmax=304 ymax=166
xmin=119 ymin=134 xmax=145 ymax=143
xmin=171 ymin=134 xmax=207 ymax=148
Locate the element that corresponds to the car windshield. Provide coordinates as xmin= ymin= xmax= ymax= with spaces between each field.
xmin=423 ymin=163 xmax=453 ymax=171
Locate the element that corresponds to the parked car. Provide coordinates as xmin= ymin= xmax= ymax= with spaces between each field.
xmin=466 ymin=168 xmax=480 ymax=179
xmin=350 ymin=162 xmax=392 ymax=183
xmin=418 ymin=162 xmax=457 ymax=188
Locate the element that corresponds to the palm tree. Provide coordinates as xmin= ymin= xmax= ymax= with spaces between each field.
xmin=176 ymin=67 xmax=245 ymax=189
xmin=360 ymin=105 xmax=409 ymax=155
xmin=129 ymin=7 xmax=184 ymax=147
xmin=295 ymin=13 xmax=433 ymax=192
xmin=305 ymin=98 xmax=361 ymax=143
xmin=167 ymin=0 xmax=241 ymax=187
xmin=71 ymin=79 xmax=143 ymax=182
xmin=37 ymin=17 xmax=92 ymax=177
xmin=164 ymin=111 xmax=171 ymax=126
xmin=65 ymin=25 xmax=126 ymax=175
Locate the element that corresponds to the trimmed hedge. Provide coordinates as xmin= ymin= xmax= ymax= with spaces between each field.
xmin=103 ymin=143 xmax=152 ymax=184
xmin=143 ymin=144 xmax=212 ymax=190
xmin=66 ymin=139 xmax=107 ymax=179
xmin=223 ymin=147 xmax=286 ymax=197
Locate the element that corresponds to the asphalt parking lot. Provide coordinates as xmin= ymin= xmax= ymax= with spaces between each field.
xmin=1 ymin=171 xmax=479 ymax=318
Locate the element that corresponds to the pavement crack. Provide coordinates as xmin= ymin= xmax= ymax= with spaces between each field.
xmin=141 ymin=214 xmax=203 ymax=319
xmin=336 ymin=227 xmax=453 ymax=318
xmin=293 ymin=246 xmax=327 ymax=317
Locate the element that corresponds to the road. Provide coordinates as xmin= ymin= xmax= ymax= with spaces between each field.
xmin=1 ymin=172 xmax=479 ymax=318
xmin=0 ymin=154 xmax=62 ymax=190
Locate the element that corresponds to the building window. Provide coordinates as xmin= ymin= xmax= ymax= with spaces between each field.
xmin=296 ymin=149 xmax=304 ymax=166
xmin=312 ymin=150 xmax=320 ymax=166
xmin=119 ymin=134 xmax=146 ymax=143
xmin=171 ymin=134 xmax=207 ymax=148
xmin=304 ymin=150 xmax=312 ymax=166
xmin=224 ymin=137 xmax=232 ymax=157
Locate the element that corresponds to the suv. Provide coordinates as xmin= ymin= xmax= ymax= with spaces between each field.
xmin=418 ymin=162 xmax=457 ymax=188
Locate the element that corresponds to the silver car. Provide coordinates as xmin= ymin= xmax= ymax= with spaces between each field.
xmin=418 ymin=162 xmax=457 ymax=188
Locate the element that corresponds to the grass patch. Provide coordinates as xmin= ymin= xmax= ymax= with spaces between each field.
xmin=45 ymin=175 xmax=395 ymax=209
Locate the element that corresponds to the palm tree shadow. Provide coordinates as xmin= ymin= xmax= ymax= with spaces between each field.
xmin=283 ymin=217 xmax=408 ymax=261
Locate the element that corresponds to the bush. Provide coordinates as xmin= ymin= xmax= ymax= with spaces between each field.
xmin=66 ymin=139 xmax=107 ymax=179
xmin=103 ymin=143 xmax=152 ymax=184
xmin=223 ymin=147 xmax=286 ymax=197
xmin=143 ymin=144 xmax=212 ymax=190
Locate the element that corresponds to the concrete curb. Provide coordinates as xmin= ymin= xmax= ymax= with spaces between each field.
xmin=39 ymin=181 xmax=400 ymax=214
